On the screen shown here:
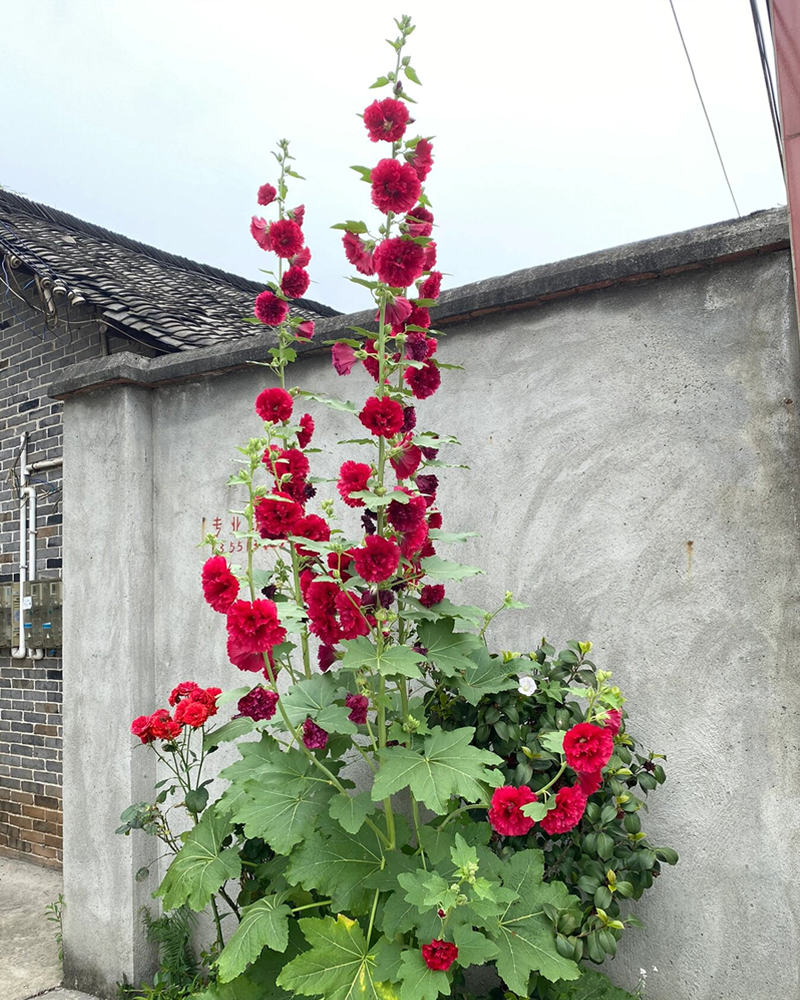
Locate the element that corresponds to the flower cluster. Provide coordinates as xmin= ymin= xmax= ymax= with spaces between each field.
xmin=250 ymin=141 xmax=315 ymax=334
xmin=130 ymin=681 xmax=220 ymax=743
xmin=488 ymin=718 xmax=617 ymax=838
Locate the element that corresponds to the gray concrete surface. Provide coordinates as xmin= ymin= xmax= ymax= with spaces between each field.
xmin=26 ymin=991 xmax=98 ymax=1000
xmin=55 ymin=234 xmax=800 ymax=1000
xmin=59 ymin=387 xmax=159 ymax=998
xmin=0 ymin=855 xmax=63 ymax=1000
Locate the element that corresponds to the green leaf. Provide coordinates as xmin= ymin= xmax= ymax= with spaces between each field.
xmin=539 ymin=731 xmax=566 ymax=754
xmin=350 ymin=165 xmax=374 ymax=183
xmin=452 ymin=925 xmax=498 ymax=968
xmin=455 ymin=647 xmax=518 ymax=705
xmin=156 ymin=807 xmax=241 ymax=912
xmin=417 ymin=619 xmax=484 ymax=677
xmin=521 ymin=801 xmax=551 ymax=822
xmin=328 ymin=791 xmax=375 ymax=835
xmin=277 ymin=915 xmax=398 ymax=1000
xmin=200 ymin=929 xmax=301 ymax=1000
xmin=370 ymin=76 xmax=391 ymax=88
xmin=372 ymin=938 xmax=404 ymax=983
xmin=427 ymin=531 xmax=478 ymax=544
xmin=296 ymin=390 xmax=358 ymax=414
xmin=404 ymin=66 xmax=422 ymax=85
xmin=550 ymin=969 xmax=639 ymax=1000
xmin=487 ymin=851 xmax=580 ymax=990
xmin=224 ymin=745 xmax=335 ymax=854
xmin=655 ymin=846 xmax=679 ymax=865
xmin=216 ymin=684 xmax=254 ymax=707
xmin=339 ymin=636 xmax=426 ymax=679
xmin=398 ymin=950 xmax=449 ymax=1000
xmin=217 ymin=894 xmax=291 ymax=982
xmin=420 ymin=555 xmax=483 ymax=581
xmin=204 ymin=717 xmax=254 ymax=751
xmin=185 ymin=787 xmax=209 ymax=814
xmin=372 ymin=726 xmax=504 ymax=812
xmin=379 ymin=889 xmax=439 ymax=940
xmin=286 ymin=826 xmax=386 ymax=913
xmin=330 ymin=220 xmax=369 ymax=233
xmin=280 ymin=675 xmax=357 ymax=735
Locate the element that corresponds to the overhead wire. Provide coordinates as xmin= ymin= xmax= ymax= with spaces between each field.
xmin=749 ymin=0 xmax=784 ymax=173
xmin=667 ymin=0 xmax=742 ymax=217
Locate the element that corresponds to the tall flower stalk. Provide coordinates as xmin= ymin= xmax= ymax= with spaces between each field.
xmin=121 ymin=17 xmax=676 ymax=1000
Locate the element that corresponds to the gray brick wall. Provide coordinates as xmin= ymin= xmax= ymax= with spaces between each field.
xmin=0 ymin=280 xmax=155 ymax=865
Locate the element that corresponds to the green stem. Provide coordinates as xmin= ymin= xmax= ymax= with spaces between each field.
xmin=536 ymin=760 xmax=568 ymax=798
xmin=366 ymin=888 xmax=381 ymax=948
xmin=437 ymin=801 xmax=482 ymax=830
xmin=398 ymin=676 xmax=427 ymax=869
xmin=210 ymin=894 xmax=225 ymax=953
xmin=352 ymin=740 xmax=378 ymax=773
xmin=291 ymin=899 xmax=333 ymax=913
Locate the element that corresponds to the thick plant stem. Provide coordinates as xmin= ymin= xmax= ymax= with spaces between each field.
xmin=210 ymin=894 xmax=225 ymax=953
xmin=399 ymin=678 xmax=427 ymax=869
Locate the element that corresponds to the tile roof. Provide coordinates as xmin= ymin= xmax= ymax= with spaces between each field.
xmin=0 ymin=190 xmax=338 ymax=352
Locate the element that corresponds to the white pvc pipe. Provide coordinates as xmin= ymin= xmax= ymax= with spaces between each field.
xmin=26 ymin=485 xmax=44 ymax=660
xmin=11 ymin=435 xmax=28 ymax=659
xmin=26 ymin=458 xmax=63 ymax=474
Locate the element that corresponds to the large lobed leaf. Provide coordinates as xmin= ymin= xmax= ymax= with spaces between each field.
xmin=487 ymin=850 xmax=581 ymax=991
xmin=277 ymin=915 xmax=398 ymax=1000
xmin=216 ymin=894 xmax=291 ymax=983
xmin=156 ymin=806 xmax=241 ymax=912
xmin=287 ymin=825 xmax=386 ymax=914
xmin=221 ymin=743 xmax=336 ymax=855
xmin=372 ymin=726 xmax=504 ymax=812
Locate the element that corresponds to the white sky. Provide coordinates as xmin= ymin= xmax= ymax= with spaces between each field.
xmin=0 ymin=0 xmax=786 ymax=314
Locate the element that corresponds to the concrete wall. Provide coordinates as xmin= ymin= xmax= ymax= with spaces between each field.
xmin=53 ymin=226 xmax=800 ymax=1000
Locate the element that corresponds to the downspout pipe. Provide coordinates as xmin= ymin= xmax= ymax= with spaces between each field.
xmin=26 ymin=483 xmax=43 ymax=661
xmin=11 ymin=435 xmax=28 ymax=660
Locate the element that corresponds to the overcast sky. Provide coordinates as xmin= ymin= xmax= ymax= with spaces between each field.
xmin=1 ymin=0 xmax=785 ymax=314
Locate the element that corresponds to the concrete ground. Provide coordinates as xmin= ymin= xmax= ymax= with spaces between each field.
xmin=0 ymin=854 xmax=64 ymax=1000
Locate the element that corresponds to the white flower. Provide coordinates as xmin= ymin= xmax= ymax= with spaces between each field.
xmin=517 ymin=676 xmax=538 ymax=697
xmin=639 ymin=969 xmax=647 ymax=978
xmin=652 ymin=967 xmax=658 ymax=973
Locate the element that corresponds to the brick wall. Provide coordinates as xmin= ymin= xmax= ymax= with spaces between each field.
xmin=0 ymin=277 xmax=155 ymax=866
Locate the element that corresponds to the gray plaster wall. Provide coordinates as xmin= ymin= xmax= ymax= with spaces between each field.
xmin=58 ymin=247 xmax=800 ymax=1000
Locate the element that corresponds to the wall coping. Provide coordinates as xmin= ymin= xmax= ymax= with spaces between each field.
xmin=49 ymin=206 xmax=790 ymax=399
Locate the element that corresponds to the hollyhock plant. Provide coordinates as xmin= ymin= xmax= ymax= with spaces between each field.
xmin=254 ymin=493 xmax=304 ymax=539
xmin=373 ymin=236 xmax=426 ymax=287
xmin=353 ymin=534 xmax=401 ymax=582
xmin=254 ymin=290 xmax=288 ymax=327
xmin=364 ymin=97 xmax=410 ymax=142
xmin=297 ymin=413 xmax=315 ymax=448
xmin=370 ymin=158 xmax=421 ymax=214
xmin=226 ymin=599 xmax=286 ymax=653
xmin=539 ymin=785 xmax=588 ymax=836
xmin=201 ymin=556 xmax=239 ymax=613
xmin=235 ymin=686 xmax=279 ymax=722
xmin=563 ymin=722 xmax=615 ymax=775
xmin=281 ymin=265 xmax=310 ymax=299
xmin=255 ymin=387 xmax=293 ymax=424
xmin=122 ymin=21 xmax=675 ymax=1000
xmin=257 ymin=182 xmax=277 ymax=206
xmin=359 ymin=395 xmax=405 ymax=437
xmin=268 ymin=218 xmax=304 ymax=259
xmin=422 ymin=940 xmax=459 ymax=972
xmin=488 ymin=784 xmax=538 ymax=837
xmin=337 ymin=460 xmax=372 ymax=507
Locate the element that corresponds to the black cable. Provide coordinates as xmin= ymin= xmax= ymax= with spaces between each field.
xmin=749 ymin=0 xmax=784 ymax=172
xmin=668 ymin=0 xmax=742 ymax=217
